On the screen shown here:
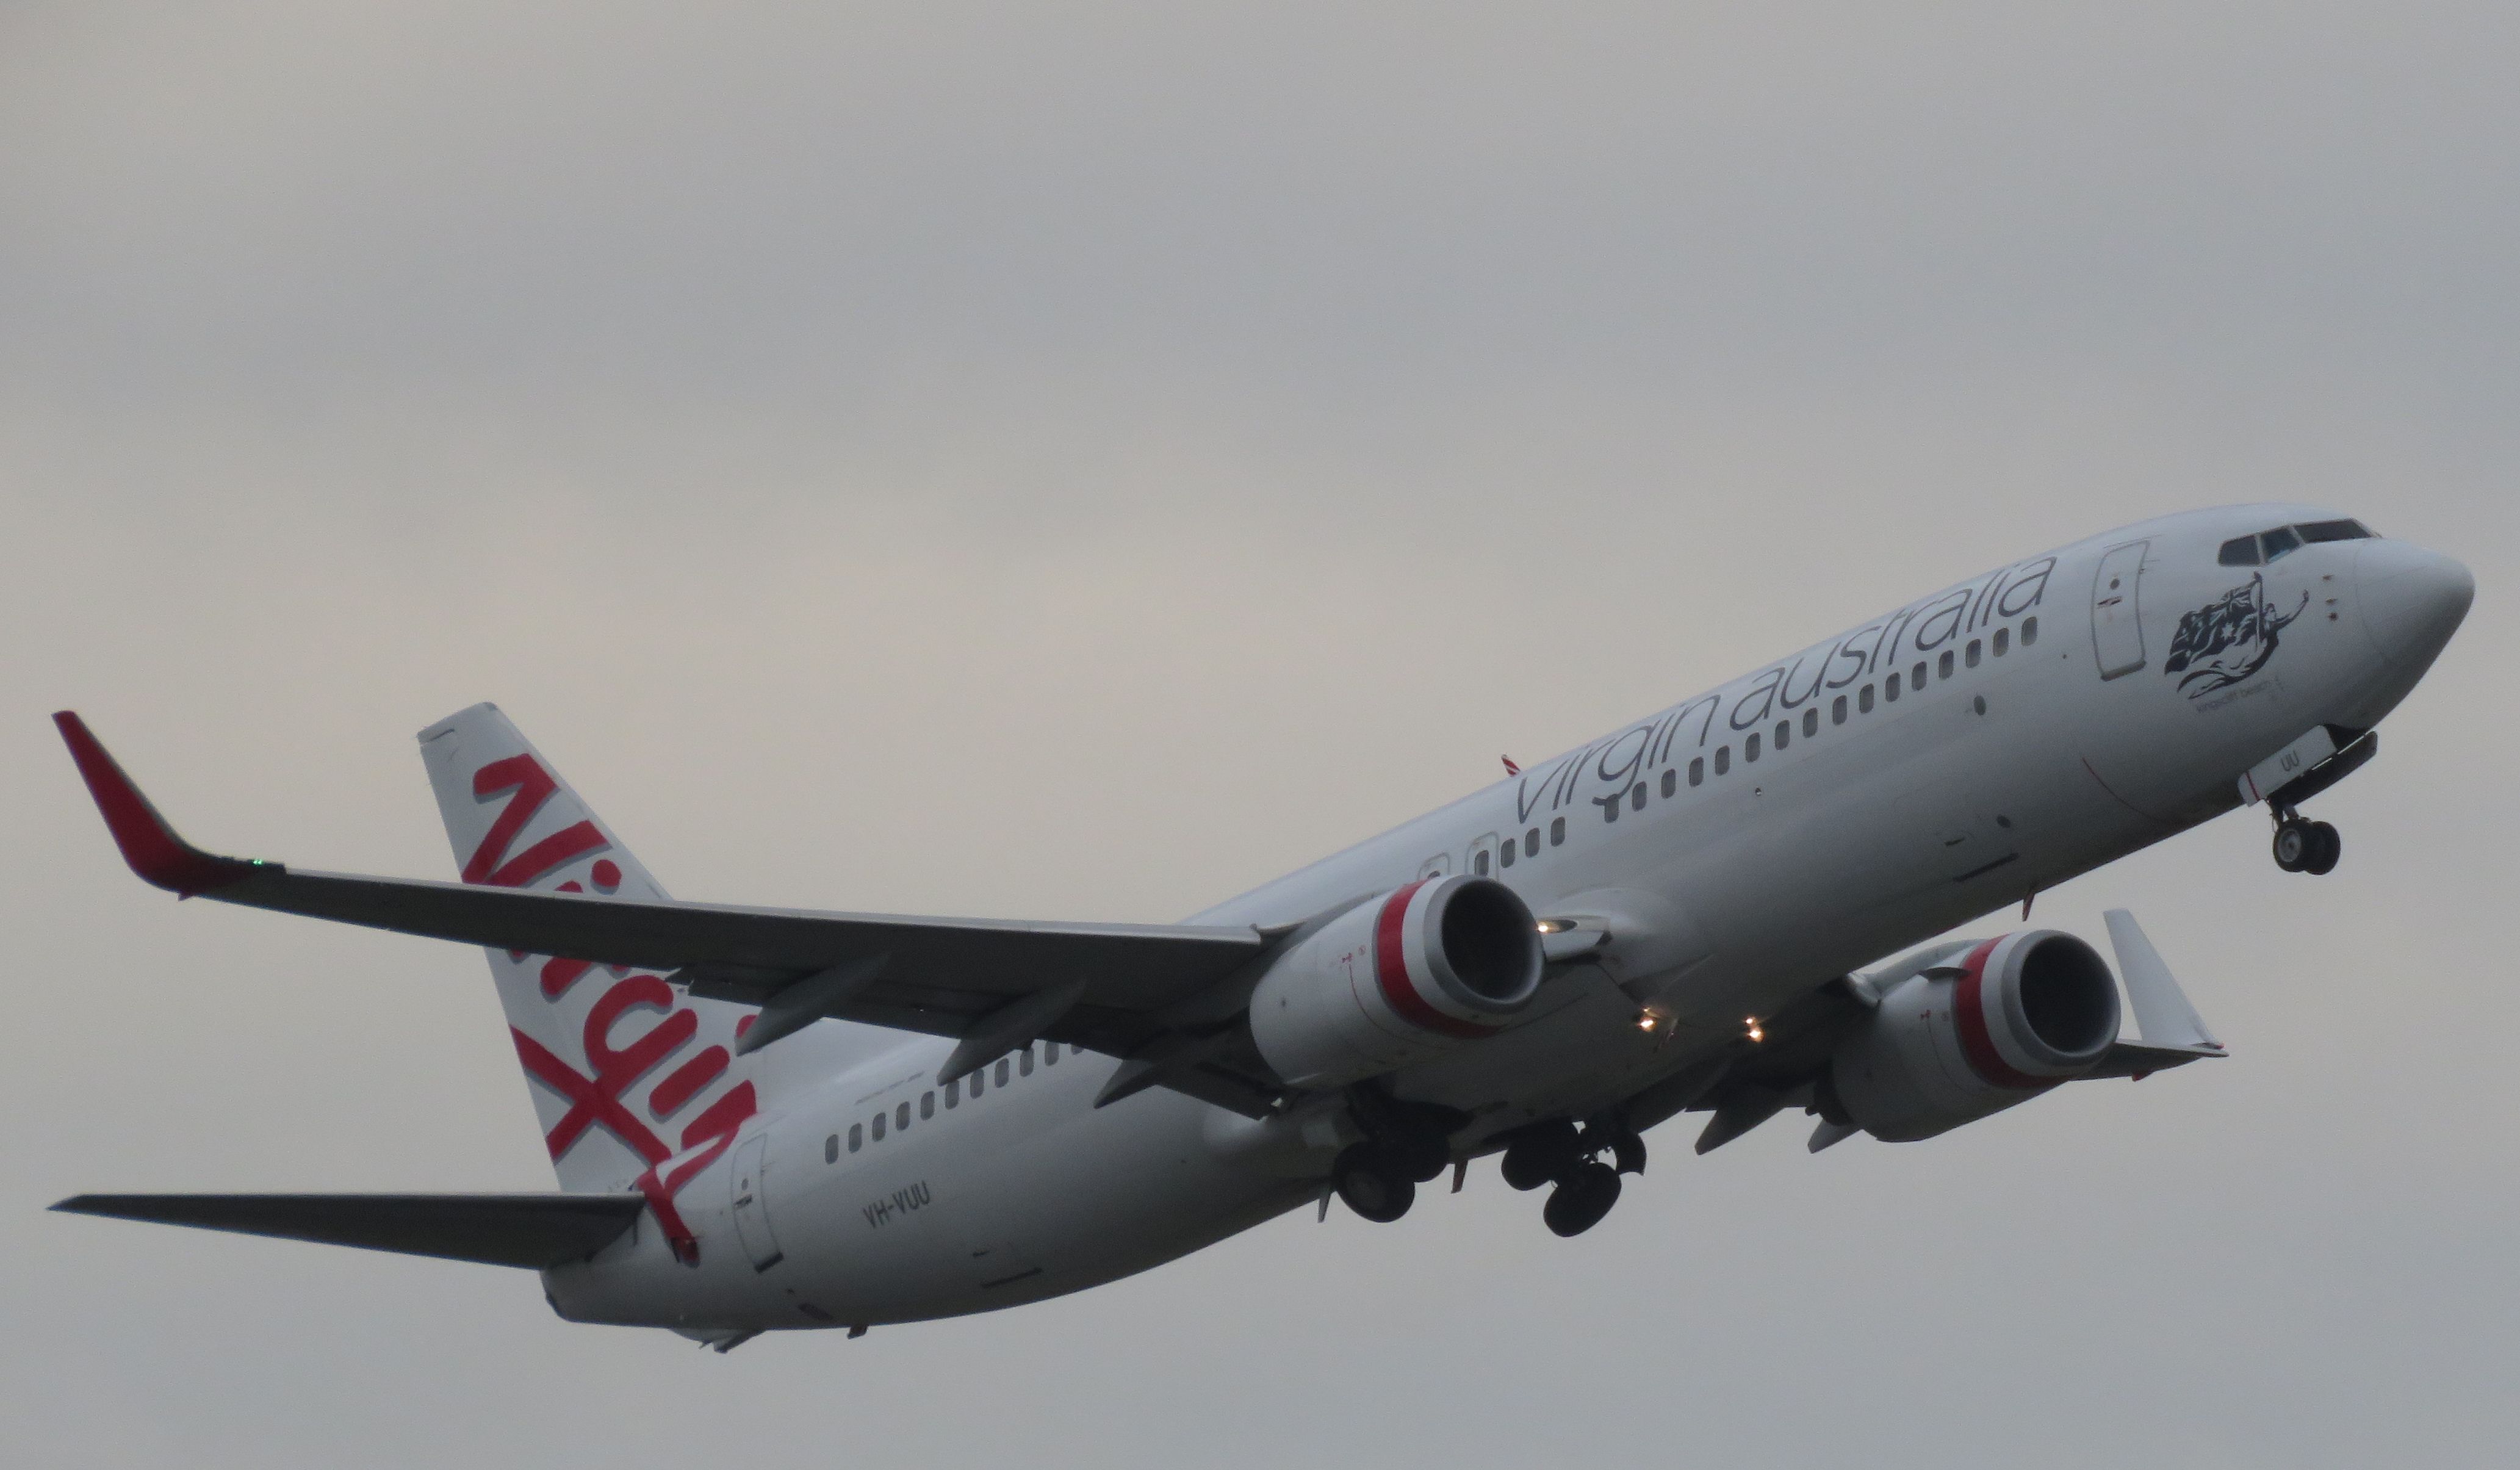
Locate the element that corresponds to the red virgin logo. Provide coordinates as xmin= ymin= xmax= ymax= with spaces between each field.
xmin=464 ymin=755 xmax=755 ymax=1263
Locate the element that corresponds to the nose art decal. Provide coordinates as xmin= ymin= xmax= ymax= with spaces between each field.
xmin=2163 ymin=572 xmax=2309 ymax=698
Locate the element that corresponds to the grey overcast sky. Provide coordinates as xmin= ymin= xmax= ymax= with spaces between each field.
xmin=4 ymin=4 xmax=2515 ymax=1467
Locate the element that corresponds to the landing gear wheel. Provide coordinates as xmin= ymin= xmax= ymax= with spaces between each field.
xmin=1333 ymin=1145 xmax=1415 ymax=1223
xmin=1387 ymin=1134 xmax=1452 ymax=1185
xmin=2303 ymin=821 xmax=2342 ymax=876
xmin=2273 ymin=819 xmax=2313 ymax=873
xmin=1541 ymin=1161 xmax=1622 ymax=1238
xmin=1500 ymin=1121 xmax=1582 ymax=1192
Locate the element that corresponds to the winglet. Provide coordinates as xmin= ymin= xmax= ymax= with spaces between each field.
xmin=52 ymin=712 xmax=263 ymax=896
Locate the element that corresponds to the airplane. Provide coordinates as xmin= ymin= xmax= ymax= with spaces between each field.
xmin=49 ymin=504 xmax=2472 ymax=1349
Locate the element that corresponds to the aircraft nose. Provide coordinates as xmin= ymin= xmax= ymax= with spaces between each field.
xmin=2356 ymin=539 xmax=2475 ymax=669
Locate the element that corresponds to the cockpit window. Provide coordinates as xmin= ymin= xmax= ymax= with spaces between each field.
xmin=2223 ymin=519 xmax=2376 ymax=566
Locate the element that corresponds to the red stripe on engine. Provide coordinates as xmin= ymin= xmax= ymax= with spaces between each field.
xmin=1373 ymin=881 xmax=1497 ymax=1040
xmin=1951 ymin=935 xmax=2051 ymax=1091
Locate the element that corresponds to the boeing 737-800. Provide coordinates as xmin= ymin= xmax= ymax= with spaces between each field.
xmin=51 ymin=505 xmax=2472 ymax=1347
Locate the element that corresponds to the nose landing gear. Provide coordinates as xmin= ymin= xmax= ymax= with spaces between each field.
xmin=2272 ymin=809 xmax=2341 ymax=876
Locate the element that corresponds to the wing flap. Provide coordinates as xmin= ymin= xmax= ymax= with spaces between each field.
xmin=52 ymin=1192 xmax=647 ymax=1269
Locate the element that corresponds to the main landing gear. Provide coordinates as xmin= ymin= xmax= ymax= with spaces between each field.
xmin=1497 ymin=1116 xmax=1646 ymax=1238
xmin=2271 ymin=809 xmax=2341 ymax=876
xmin=1331 ymin=1090 xmax=1462 ymax=1224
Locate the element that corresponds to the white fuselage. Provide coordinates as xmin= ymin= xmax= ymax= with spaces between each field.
xmin=544 ymin=504 xmax=2467 ymax=1335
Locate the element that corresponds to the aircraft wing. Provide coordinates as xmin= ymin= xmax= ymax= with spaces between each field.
xmin=56 ymin=714 xmax=1276 ymax=1106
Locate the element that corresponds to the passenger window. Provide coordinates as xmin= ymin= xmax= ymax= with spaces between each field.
xmin=2261 ymin=526 xmax=2301 ymax=561
xmin=995 ymin=1057 xmax=1012 ymax=1086
xmin=1773 ymin=720 xmax=1788 ymax=751
xmin=1045 ymin=1042 xmax=1059 ymax=1064
xmin=1020 ymin=1048 xmax=1035 ymax=1077
xmin=1715 ymin=746 xmax=1730 ymax=775
xmin=896 ymin=1102 xmax=910 ymax=1130
xmin=826 ymin=1133 xmax=840 ymax=1164
xmin=1472 ymin=849 xmax=1490 ymax=876
xmin=2299 ymin=519 xmax=2375 ymax=542
xmin=1992 ymin=627 xmax=2009 ymax=657
xmin=1885 ymin=671 xmax=1901 ymax=701
xmin=920 ymin=1091 xmax=935 ymax=1120
xmin=849 ymin=1123 xmax=863 ymax=1152
xmin=1803 ymin=708 xmax=1819 ymax=737
xmin=1630 ymin=782 xmax=1647 ymax=812
xmin=1859 ymin=683 xmax=1875 ymax=713
xmin=1499 ymin=840 xmax=1515 ymax=868
xmin=969 ymin=1070 xmax=984 ymax=1098
xmin=1689 ymin=756 xmax=1705 ymax=786
xmin=1965 ymin=640 xmax=1981 ymax=668
xmin=1660 ymin=768 xmax=1677 ymax=798
xmin=1524 ymin=829 xmax=1539 ymax=857
xmin=1549 ymin=816 xmax=1566 ymax=846
xmin=2022 ymin=615 xmax=2039 ymax=646
xmin=945 ymin=1078 xmax=960 ymax=1108
xmin=871 ymin=1112 xmax=886 ymax=1141
xmin=1913 ymin=661 xmax=1928 ymax=688
xmin=1746 ymin=733 xmax=1762 ymax=762
xmin=2218 ymin=535 xmax=2263 ymax=566
xmin=1939 ymin=650 xmax=1955 ymax=679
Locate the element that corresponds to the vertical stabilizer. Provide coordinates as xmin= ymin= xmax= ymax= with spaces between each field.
xmin=417 ymin=705 xmax=759 ymax=1242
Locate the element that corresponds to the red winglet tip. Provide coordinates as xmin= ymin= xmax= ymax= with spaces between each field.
xmin=52 ymin=712 xmax=254 ymax=896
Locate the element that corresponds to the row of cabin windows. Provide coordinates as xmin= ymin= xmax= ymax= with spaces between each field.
xmin=1467 ymin=615 xmax=2040 ymax=874
xmin=1582 ymin=610 xmax=2036 ymax=822
xmin=1486 ymin=818 xmax=1568 ymax=871
xmin=826 ymin=1042 xmax=1064 ymax=1162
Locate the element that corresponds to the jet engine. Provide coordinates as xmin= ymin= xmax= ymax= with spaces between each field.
xmin=1824 ymin=929 xmax=2120 ymax=1142
xmin=1247 ymin=876 xmax=1545 ymax=1090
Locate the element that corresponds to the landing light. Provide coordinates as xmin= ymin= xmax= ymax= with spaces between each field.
xmin=1745 ymin=1017 xmax=1765 ymax=1043
xmin=1536 ymin=918 xmax=1572 ymax=934
xmin=1635 ymin=1004 xmax=1672 ymax=1034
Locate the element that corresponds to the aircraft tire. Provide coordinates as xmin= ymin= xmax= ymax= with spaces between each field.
xmin=2304 ymin=821 xmax=2342 ymax=876
xmin=1389 ymin=1134 xmax=1452 ymax=1185
xmin=1542 ymin=1162 xmax=1622 ymax=1238
xmin=1334 ymin=1145 xmax=1416 ymax=1223
xmin=1500 ymin=1120 xmax=1582 ymax=1191
xmin=2272 ymin=820 xmax=2313 ymax=872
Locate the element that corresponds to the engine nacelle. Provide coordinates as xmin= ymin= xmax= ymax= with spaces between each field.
xmin=1826 ymin=929 xmax=2120 ymax=1142
xmin=1248 ymin=876 xmax=1544 ymax=1090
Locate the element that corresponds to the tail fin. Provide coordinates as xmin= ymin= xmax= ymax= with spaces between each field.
xmin=418 ymin=705 xmax=759 ymax=1212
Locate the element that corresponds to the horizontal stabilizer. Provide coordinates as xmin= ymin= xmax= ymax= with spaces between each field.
xmin=2103 ymin=909 xmax=2223 ymax=1051
xmin=2080 ymin=1039 xmax=2227 ymax=1081
xmin=52 ymin=1192 xmax=646 ymax=1269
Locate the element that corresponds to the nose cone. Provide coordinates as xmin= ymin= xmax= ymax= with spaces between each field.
xmin=2356 ymin=539 xmax=2475 ymax=670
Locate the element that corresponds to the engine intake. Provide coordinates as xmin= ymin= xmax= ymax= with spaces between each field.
xmin=1829 ymin=929 xmax=2120 ymax=1142
xmin=1248 ymin=876 xmax=1544 ymax=1090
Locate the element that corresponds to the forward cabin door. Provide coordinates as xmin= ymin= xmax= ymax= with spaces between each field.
xmin=729 ymin=1133 xmax=784 ymax=1272
xmin=2090 ymin=541 xmax=2150 ymax=680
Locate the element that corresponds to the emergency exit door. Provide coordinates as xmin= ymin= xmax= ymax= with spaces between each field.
xmin=729 ymin=1133 xmax=784 ymax=1272
xmin=2090 ymin=541 xmax=2150 ymax=680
